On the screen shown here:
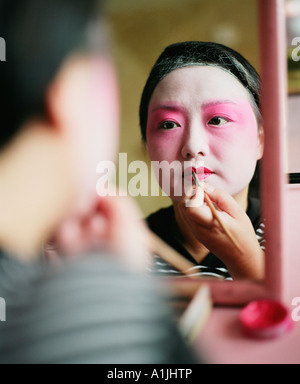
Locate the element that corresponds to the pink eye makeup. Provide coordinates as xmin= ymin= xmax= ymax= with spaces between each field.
xmin=147 ymin=103 xmax=186 ymax=133
xmin=202 ymin=101 xmax=256 ymax=128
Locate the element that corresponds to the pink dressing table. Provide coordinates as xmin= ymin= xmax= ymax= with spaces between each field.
xmin=196 ymin=185 xmax=300 ymax=364
xmin=193 ymin=0 xmax=300 ymax=363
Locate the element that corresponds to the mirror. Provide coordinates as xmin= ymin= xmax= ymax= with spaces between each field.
xmin=105 ymin=0 xmax=286 ymax=305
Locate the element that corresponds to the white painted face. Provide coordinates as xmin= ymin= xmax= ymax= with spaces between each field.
xmin=146 ymin=65 xmax=263 ymax=201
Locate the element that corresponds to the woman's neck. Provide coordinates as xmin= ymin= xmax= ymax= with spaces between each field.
xmin=232 ymin=187 xmax=249 ymax=211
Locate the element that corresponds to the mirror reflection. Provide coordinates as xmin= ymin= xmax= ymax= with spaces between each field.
xmin=106 ymin=0 xmax=265 ymax=281
xmin=140 ymin=42 xmax=264 ymax=281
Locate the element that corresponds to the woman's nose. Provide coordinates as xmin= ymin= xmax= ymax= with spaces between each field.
xmin=180 ymin=120 xmax=209 ymax=159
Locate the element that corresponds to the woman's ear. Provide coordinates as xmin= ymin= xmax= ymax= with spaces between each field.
xmin=257 ymin=125 xmax=264 ymax=160
xmin=45 ymin=54 xmax=92 ymax=135
xmin=45 ymin=53 xmax=119 ymax=159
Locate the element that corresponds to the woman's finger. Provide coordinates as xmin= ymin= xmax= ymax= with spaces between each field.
xmin=203 ymin=183 xmax=244 ymax=219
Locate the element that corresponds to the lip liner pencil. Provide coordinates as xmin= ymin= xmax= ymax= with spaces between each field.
xmin=147 ymin=230 xmax=197 ymax=277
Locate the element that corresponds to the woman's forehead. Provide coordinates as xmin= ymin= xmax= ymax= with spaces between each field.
xmin=150 ymin=65 xmax=253 ymax=105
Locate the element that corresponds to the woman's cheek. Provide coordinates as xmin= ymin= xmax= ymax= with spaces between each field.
xmin=147 ymin=135 xmax=175 ymax=163
xmin=147 ymin=127 xmax=179 ymax=163
xmin=236 ymin=106 xmax=259 ymax=145
xmin=224 ymin=137 xmax=258 ymax=195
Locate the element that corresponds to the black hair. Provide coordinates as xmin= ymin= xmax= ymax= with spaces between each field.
xmin=0 ymin=0 xmax=102 ymax=149
xmin=139 ymin=41 xmax=261 ymax=142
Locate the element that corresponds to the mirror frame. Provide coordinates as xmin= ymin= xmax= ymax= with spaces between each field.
xmin=167 ymin=0 xmax=288 ymax=306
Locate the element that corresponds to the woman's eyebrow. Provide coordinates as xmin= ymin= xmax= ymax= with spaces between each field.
xmin=149 ymin=103 xmax=186 ymax=113
xmin=201 ymin=100 xmax=238 ymax=108
xmin=149 ymin=100 xmax=239 ymax=114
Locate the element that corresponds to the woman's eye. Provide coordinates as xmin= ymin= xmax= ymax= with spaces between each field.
xmin=160 ymin=121 xmax=180 ymax=130
xmin=208 ymin=116 xmax=230 ymax=126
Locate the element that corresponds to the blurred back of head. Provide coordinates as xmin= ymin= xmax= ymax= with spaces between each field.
xmin=0 ymin=0 xmax=102 ymax=150
xmin=0 ymin=0 xmax=122 ymax=257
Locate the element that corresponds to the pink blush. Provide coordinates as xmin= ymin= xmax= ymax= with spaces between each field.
xmin=202 ymin=101 xmax=258 ymax=139
xmin=147 ymin=109 xmax=184 ymax=129
xmin=146 ymin=108 xmax=186 ymax=148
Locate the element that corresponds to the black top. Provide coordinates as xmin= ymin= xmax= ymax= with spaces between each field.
xmin=146 ymin=197 xmax=263 ymax=279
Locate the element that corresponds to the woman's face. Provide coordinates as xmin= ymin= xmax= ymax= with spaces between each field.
xmin=146 ymin=65 xmax=263 ymax=202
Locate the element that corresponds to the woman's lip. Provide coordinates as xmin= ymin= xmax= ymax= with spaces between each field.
xmin=183 ymin=167 xmax=213 ymax=181
xmin=183 ymin=167 xmax=213 ymax=176
xmin=195 ymin=172 xmax=212 ymax=181
xmin=193 ymin=167 xmax=213 ymax=176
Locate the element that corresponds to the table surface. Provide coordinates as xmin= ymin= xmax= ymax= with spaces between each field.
xmin=193 ymin=185 xmax=300 ymax=364
xmin=195 ymin=306 xmax=300 ymax=364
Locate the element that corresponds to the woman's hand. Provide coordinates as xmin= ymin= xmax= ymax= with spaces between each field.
xmin=45 ymin=194 xmax=150 ymax=273
xmin=175 ymin=183 xmax=264 ymax=280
